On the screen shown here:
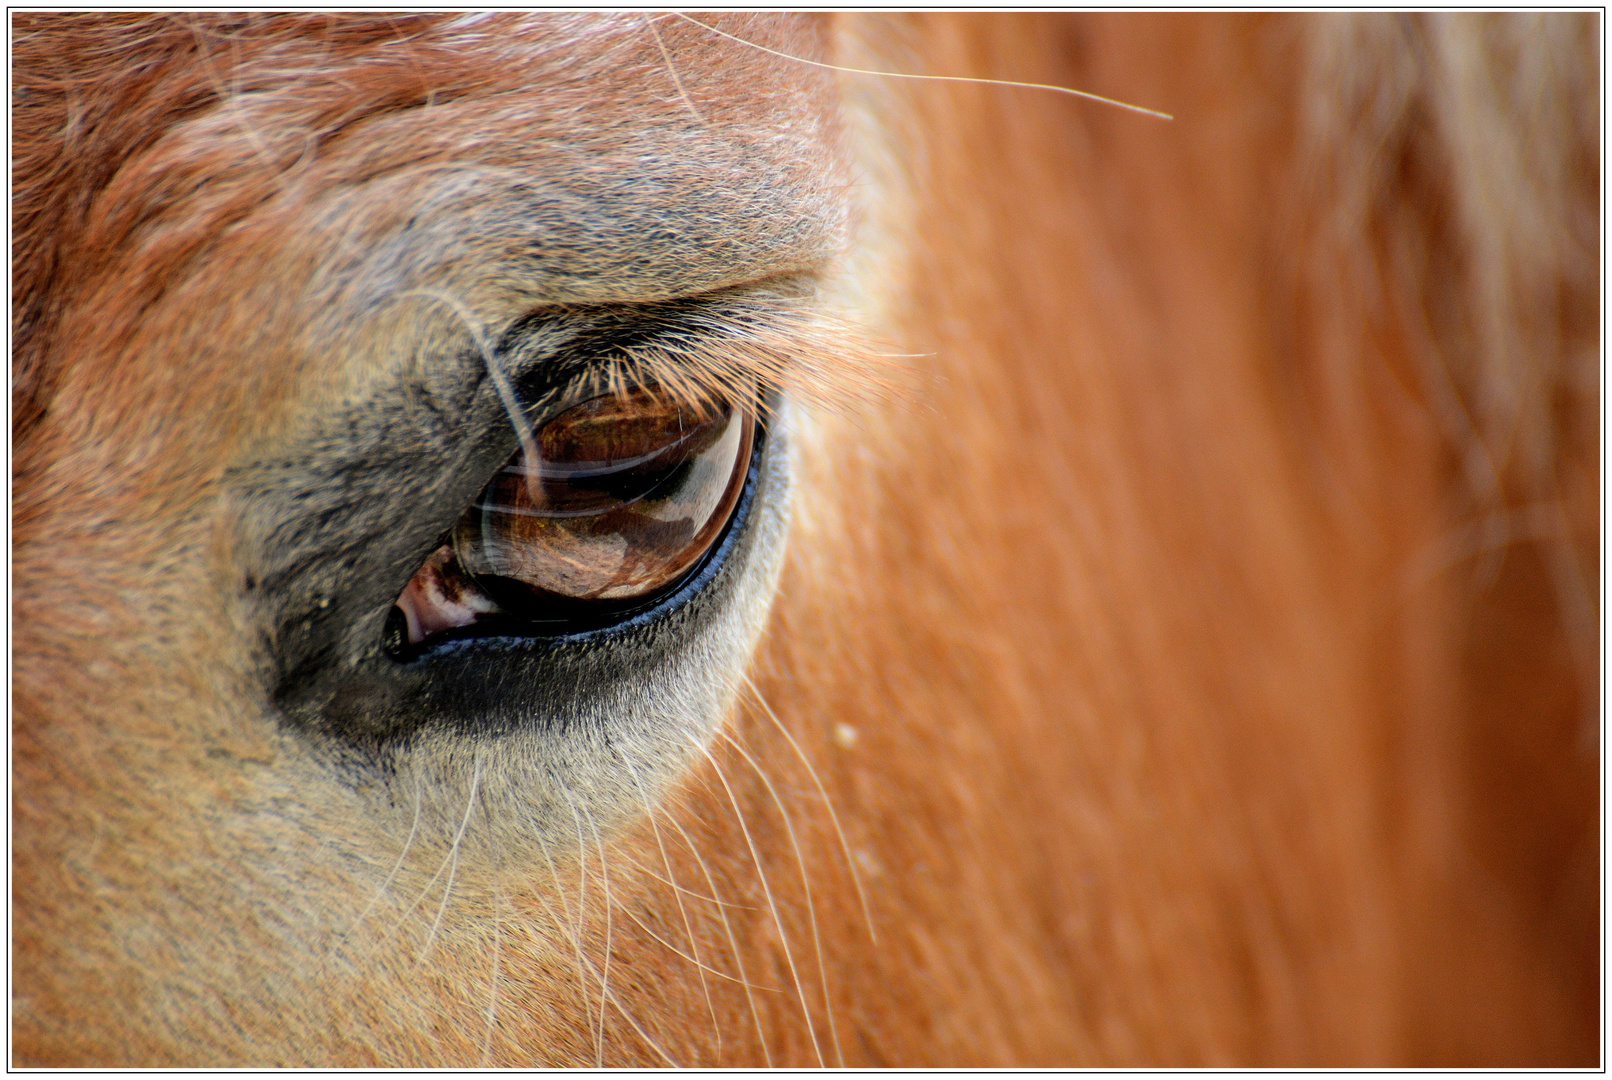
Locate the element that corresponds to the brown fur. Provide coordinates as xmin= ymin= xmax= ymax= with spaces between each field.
xmin=11 ymin=12 xmax=1599 ymax=1066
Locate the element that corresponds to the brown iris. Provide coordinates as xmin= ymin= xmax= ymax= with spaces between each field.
xmin=389 ymin=384 xmax=754 ymax=648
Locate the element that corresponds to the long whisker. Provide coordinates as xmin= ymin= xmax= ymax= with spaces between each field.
xmin=584 ymin=956 xmax=681 ymax=1067
xmin=533 ymin=804 xmax=598 ymax=1052
xmin=395 ymin=287 xmax=540 ymax=480
xmin=673 ymin=12 xmax=1174 ymax=120
xmin=383 ymin=774 xmax=479 ymax=949
xmin=646 ymin=16 xmax=706 ymax=127
xmin=611 ymin=899 xmax=784 ymax=993
xmin=180 ymin=19 xmax=282 ymax=179
xmin=480 ymin=885 xmax=504 ymax=1067
xmin=619 ymin=755 xmax=722 ymax=1059
xmin=580 ymin=802 xmax=614 ymax=1068
xmin=743 ymin=673 xmax=878 ymax=946
xmin=695 ymin=736 xmax=825 ymax=1067
xmin=719 ymin=728 xmax=842 ymax=1068
xmin=348 ymin=771 xmax=425 ymax=936
xmin=523 ymin=848 xmax=682 ymax=1072
xmin=414 ymin=749 xmax=483 ymax=968
xmin=658 ymin=804 xmax=772 ymax=1066
xmin=558 ymin=789 xmax=601 ymax=1051
xmin=291 ymin=770 xmax=425 ymax=983
xmin=515 ymin=875 xmax=589 ymax=1065
xmin=630 ymin=867 xmax=759 ymax=910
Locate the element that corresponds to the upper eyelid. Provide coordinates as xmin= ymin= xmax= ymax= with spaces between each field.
xmin=294 ymin=162 xmax=843 ymax=323
xmin=487 ymin=284 xmax=897 ymax=420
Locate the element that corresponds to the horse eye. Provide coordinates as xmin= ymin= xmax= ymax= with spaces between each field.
xmin=387 ymin=384 xmax=755 ymax=650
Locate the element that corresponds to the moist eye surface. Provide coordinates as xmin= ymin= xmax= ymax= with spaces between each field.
xmin=391 ymin=382 xmax=756 ymax=648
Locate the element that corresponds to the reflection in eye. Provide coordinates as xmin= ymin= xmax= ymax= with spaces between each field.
xmin=388 ymin=384 xmax=755 ymax=650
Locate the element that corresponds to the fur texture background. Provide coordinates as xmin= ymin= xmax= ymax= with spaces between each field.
xmin=10 ymin=12 xmax=1600 ymax=1066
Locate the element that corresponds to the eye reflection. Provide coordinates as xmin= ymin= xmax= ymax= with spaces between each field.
xmin=388 ymin=383 xmax=755 ymax=650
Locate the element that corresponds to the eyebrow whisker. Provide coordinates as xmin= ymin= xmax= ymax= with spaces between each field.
xmin=673 ymin=13 xmax=1174 ymax=121
xmin=647 ymin=16 xmax=707 ymax=127
xmin=398 ymin=287 xmax=543 ymax=495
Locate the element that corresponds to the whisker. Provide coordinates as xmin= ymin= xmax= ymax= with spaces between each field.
xmin=695 ymin=736 xmax=825 ymax=1067
xmin=611 ymin=900 xmax=784 ymax=993
xmin=580 ymin=802 xmax=614 ymax=1068
xmin=631 ymin=868 xmax=760 ymax=911
xmin=383 ymin=785 xmax=478 ymax=950
xmin=553 ymin=782 xmax=616 ymax=1066
xmin=559 ymin=789 xmax=603 ymax=1051
xmin=182 ymin=19 xmax=282 ymax=178
xmin=414 ymin=749 xmax=483 ymax=968
xmin=646 ymin=15 xmax=705 ymax=126
xmin=288 ymin=770 xmax=426 ymax=984
xmin=674 ymin=12 xmax=1174 ymax=120
xmin=347 ymin=771 xmax=425 ymax=936
xmin=744 ymin=673 xmax=878 ymax=946
xmin=619 ymin=755 xmax=722 ymax=1060
xmin=533 ymin=809 xmax=598 ymax=1052
xmin=481 ymin=885 xmax=504 ymax=1068
xmin=658 ymin=804 xmax=772 ymax=1066
xmin=719 ymin=728 xmax=843 ymax=1067
xmin=523 ymin=849 xmax=682 ymax=1071
xmin=588 ymin=957 xmax=681 ymax=1067
xmin=395 ymin=287 xmax=541 ymax=486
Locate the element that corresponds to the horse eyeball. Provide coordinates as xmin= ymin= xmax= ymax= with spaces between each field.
xmin=391 ymin=384 xmax=755 ymax=648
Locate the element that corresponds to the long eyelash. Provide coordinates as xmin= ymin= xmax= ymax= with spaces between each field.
xmin=569 ymin=299 xmax=911 ymax=420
